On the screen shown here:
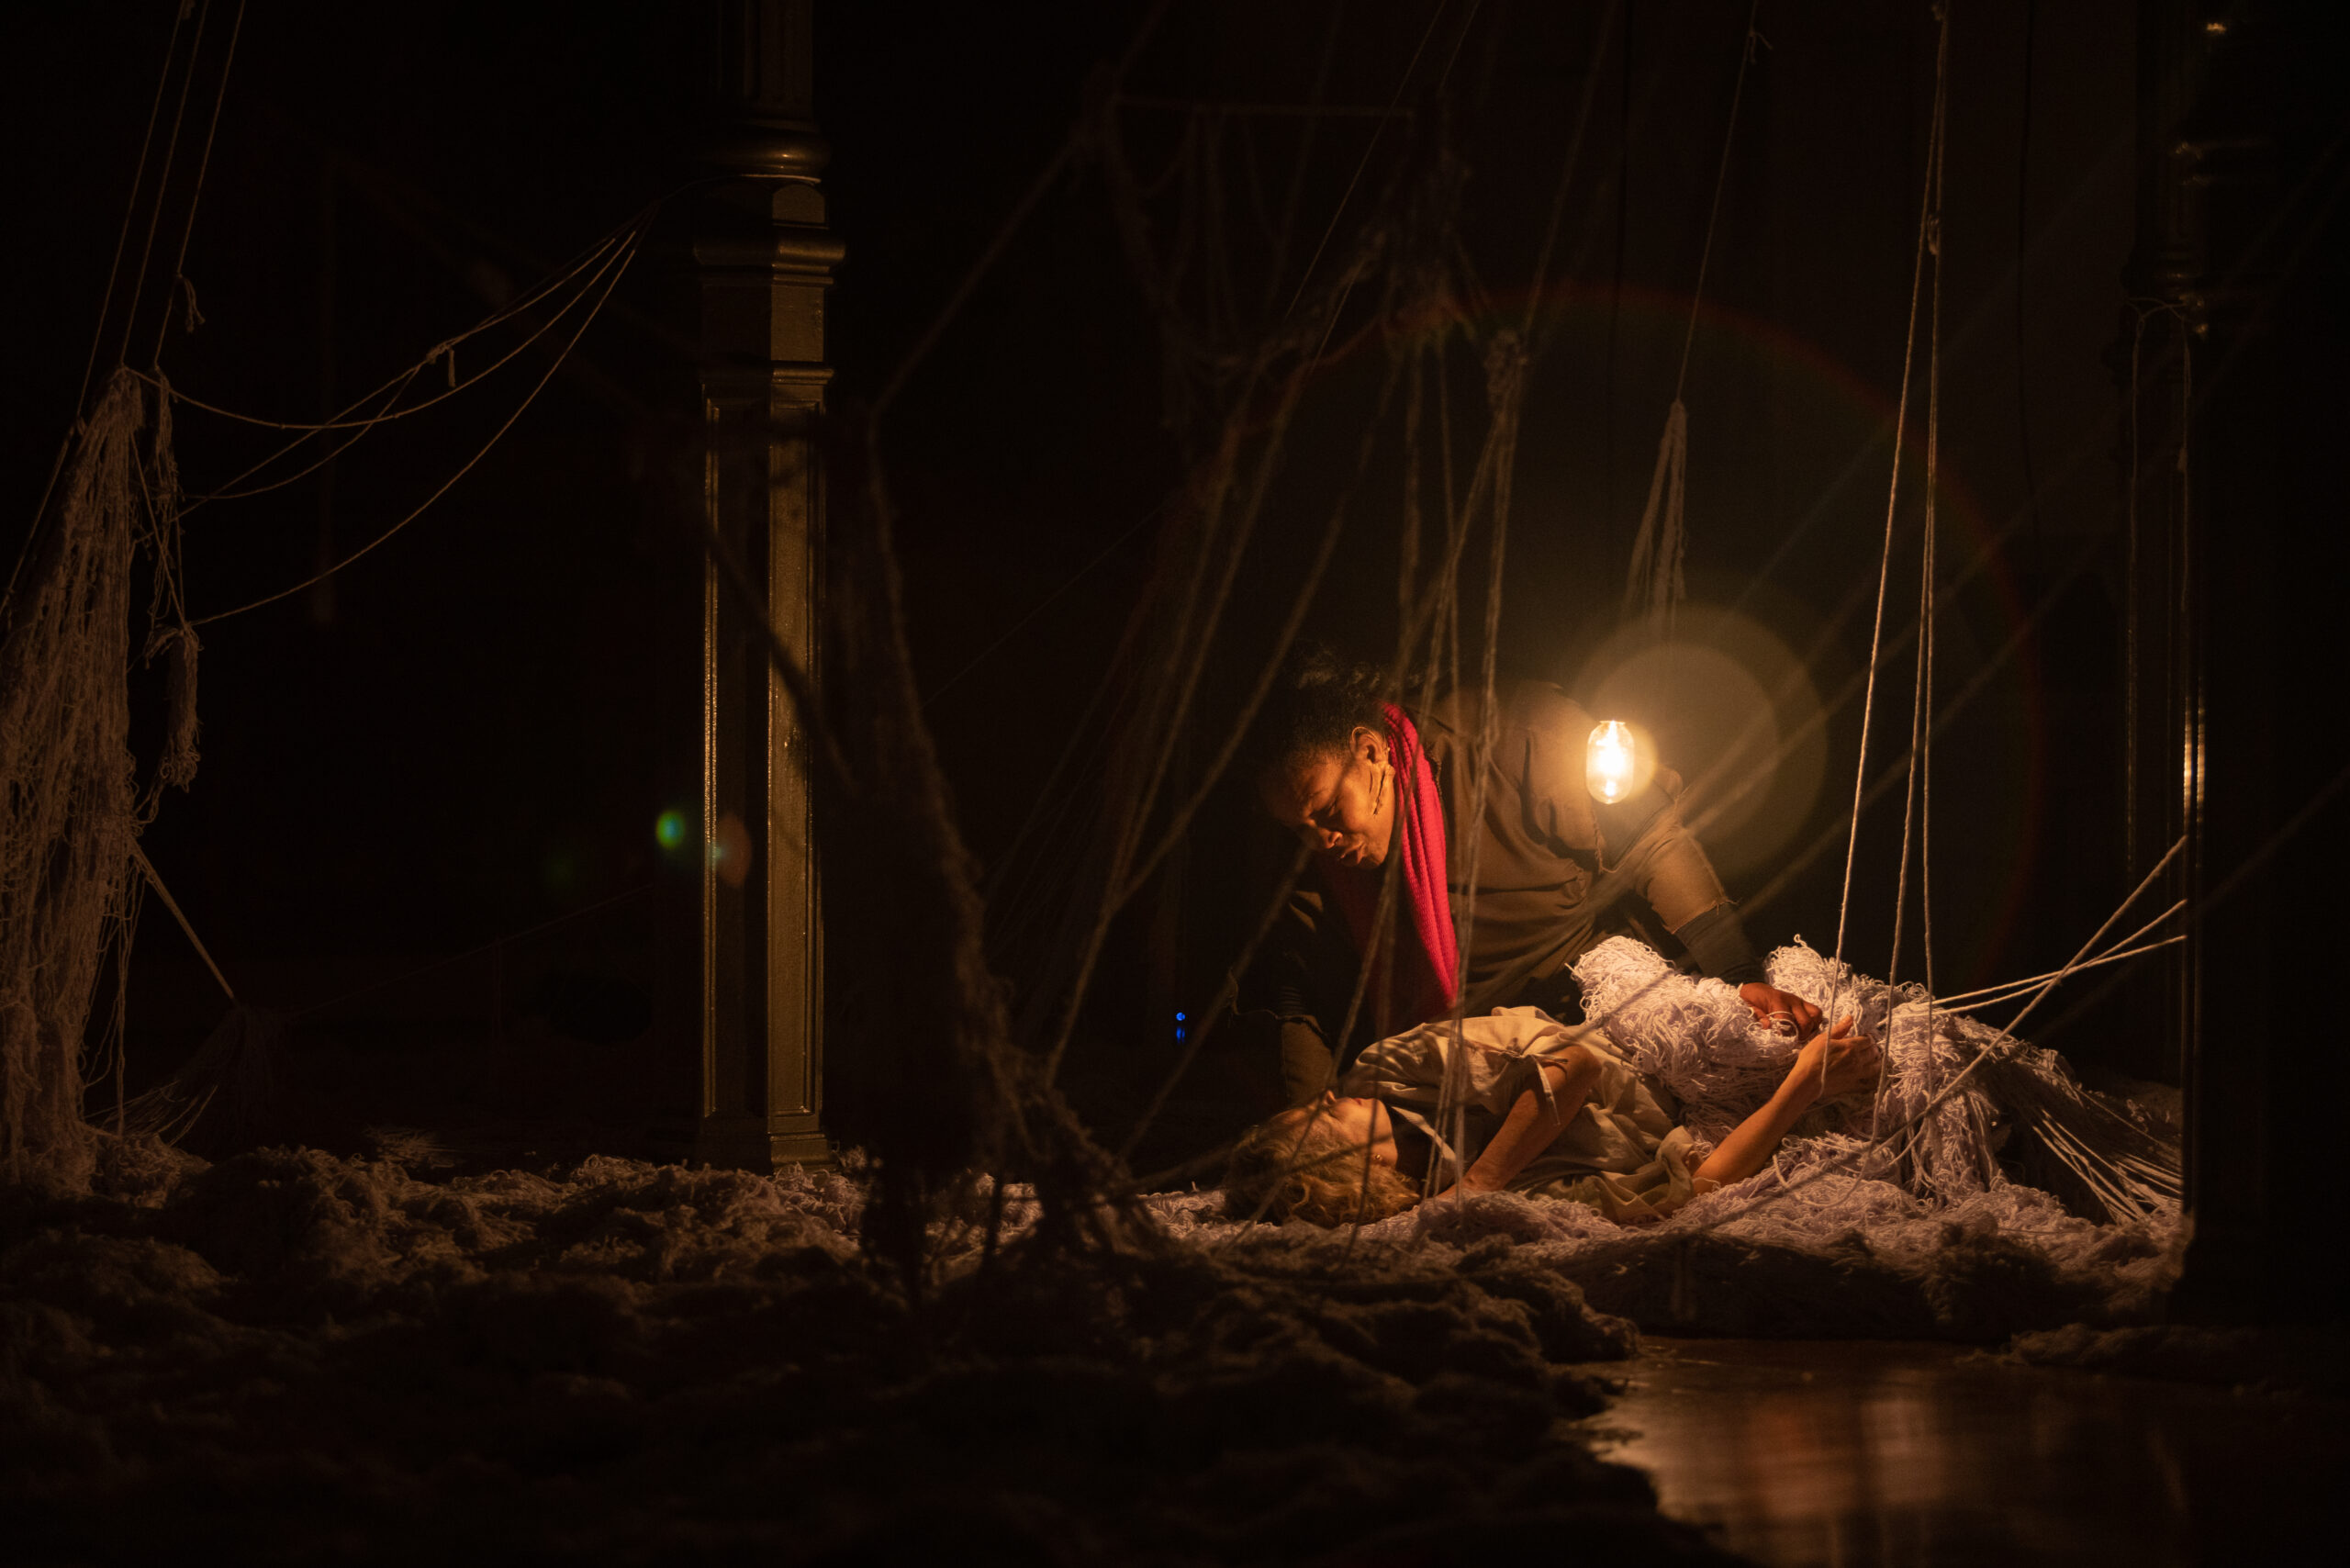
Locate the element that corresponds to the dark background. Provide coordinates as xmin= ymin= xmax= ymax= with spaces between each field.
xmin=2 ymin=2 xmax=2336 ymax=1212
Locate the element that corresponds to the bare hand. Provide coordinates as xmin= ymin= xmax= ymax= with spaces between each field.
xmin=1740 ymin=982 xmax=1823 ymax=1042
xmin=1789 ymin=1015 xmax=1880 ymax=1100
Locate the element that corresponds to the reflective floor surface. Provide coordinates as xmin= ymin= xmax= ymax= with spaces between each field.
xmin=1576 ymin=1338 xmax=2342 ymax=1567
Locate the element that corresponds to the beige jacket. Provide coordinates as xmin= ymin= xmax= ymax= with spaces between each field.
xmin=1338 ymin=1005 xmax=1712 ymax=1223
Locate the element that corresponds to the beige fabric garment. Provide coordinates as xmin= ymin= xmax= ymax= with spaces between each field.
xmin=1337 ymin=1005 xmax=1720 ymax=1223
xmin=1253 ymin=679 xmax=1739 ymax=1107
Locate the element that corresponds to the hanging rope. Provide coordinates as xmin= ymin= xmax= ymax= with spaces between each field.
xmin=0 ymin=375 xmax=165 ymax=1187
xmin=1032 ymin=0 xmax=1475 ymax=1077
xmin=0 ymin=3 xmax=250 ymax=1191
xmin=1938 ymin=933 xmax=2184 ymax=1014
xmin=1326 ymin=4 xmax=1617 ymax=1215
xmin=1279 ymin=0 xmax=1451 ymax=323
xmin=1884 ymin=12 xmax=1951 ymax=1000
xmin=1833 ymin=2 xmax=1948 ymax=969
xmin=1531 ymin=0 xmax=2178 ymax=1234
xmin=82 ymin=11 xmax=194 ymax=397
xmin=1855 ymin=4 xmax=1952 ymax=1137
xmin=6 ymin=3 xmax=207 ymax=626
xmin=146 ymin=1 xmax=246 ymax=373
xmin=1621 ymin=0 xmax=1763 ymax=632
xmin=1741 ymin=834 xmax=2187 ymax=1218
xmin=163 ymin=226 xmax=635 ymax=520
xmin=1622 ymin=398 xmax=1687 ymax=626
xmin=1212 ymin=1 xmax=1617 ymax=1213
xmin=190 ymin=226 xmax=643 ymax=626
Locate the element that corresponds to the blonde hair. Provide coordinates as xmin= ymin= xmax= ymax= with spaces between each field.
xmin=1222 ymin=1103 xmax=1422 ymax=1226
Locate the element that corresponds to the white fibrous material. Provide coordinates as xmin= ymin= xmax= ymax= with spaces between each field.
xmin=1409 ymin=1163 xmax=2178 ymax=1338
xmin=10 ymin=1139 xmax=1665 ymax=1561
xmin=1305 ymin=932 xmax=2201 ymax=1335
xmin=1760 ymin=936 xmax=2012 ymax=1201
xmin=1568 ymin=936 xmax=1799 ymax=1155
xmin=1169 ymin=1169 xmax=2183 ymax=1339
xmin=1573 ymin=935 xmax=2052 ymax=1201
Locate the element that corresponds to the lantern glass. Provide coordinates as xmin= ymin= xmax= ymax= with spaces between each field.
xmin=1585 ymin=719 xmax=1655 ymax=804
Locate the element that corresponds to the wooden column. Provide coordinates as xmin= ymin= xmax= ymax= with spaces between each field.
xmin=2116 ymin=0 xmax=2206 ymax=1210
xmin=2133 ymin=0 xmax=2350 ymax=1319
xmin=692 ymin=0 xmax=838 ymax=1170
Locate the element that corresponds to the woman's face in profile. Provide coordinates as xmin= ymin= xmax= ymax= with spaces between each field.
xmin=1258 ymin=728 xmax=1396 ymax=868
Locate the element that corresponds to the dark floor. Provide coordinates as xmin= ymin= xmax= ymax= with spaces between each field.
xmin=1573 ymin=1338 xmax=2342 ymax=1567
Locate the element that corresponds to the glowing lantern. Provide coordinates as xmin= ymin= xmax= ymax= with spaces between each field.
xmin=1585 ymin=719 xmax=1654 ymax=804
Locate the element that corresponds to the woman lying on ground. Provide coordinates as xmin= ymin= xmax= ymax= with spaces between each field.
xmin=1222 ymin=1005 xmax=1881 ymax=1227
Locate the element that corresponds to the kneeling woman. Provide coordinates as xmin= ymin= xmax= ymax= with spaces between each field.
xmin=1224 ymin=1007 xmax=1879 ymax=1226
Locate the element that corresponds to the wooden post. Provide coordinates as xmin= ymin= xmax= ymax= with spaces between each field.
xmin=2117 ymin=0 xmax=2205 ymax=1215
xmin=692 ymin=0 xmax=838 ymax=1170
xmin=2133 ymin=0 xmax=2350 ymax=1319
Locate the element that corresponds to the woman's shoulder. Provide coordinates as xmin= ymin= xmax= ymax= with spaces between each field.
xmin=1507 ymin=681 xmax=1599 ymax=747
xmin=1417 ymin=679 xmax=1595 ymax=748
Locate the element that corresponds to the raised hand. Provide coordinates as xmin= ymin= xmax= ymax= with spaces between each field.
xmin=1739 ymin=981 xmax=1824 ymax=1041
xmin=1791 ymin=1015 xmax=1880 ymax=1100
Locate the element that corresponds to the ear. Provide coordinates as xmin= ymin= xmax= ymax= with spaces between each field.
xmin=1353 ymin=726 xmax=1388 ymax=764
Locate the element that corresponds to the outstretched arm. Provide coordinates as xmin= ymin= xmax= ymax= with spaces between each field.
xmin=1427 ymin=1047 xmax=1606 ymax=1202
xmin=1693 ymin=1018 xmax=1880 ymax=1188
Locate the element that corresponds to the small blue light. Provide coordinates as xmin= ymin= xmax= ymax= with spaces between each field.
xmin=1174 ymin=1012 xmax=1187 ymax=1022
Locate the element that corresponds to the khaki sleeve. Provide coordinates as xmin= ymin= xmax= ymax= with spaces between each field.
xmin=1513 ymin=686 xmax=1605 ymax=854
xmin=1513 ymin=681 xmax=1739 ymax=925
xmin=1507 ymin=680 xmax=1731 ymax=936
xmin=1609 ymin=767 xmax=1733 ymax=934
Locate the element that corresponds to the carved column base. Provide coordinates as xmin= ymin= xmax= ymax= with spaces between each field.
xmin=695 ymin=1112 xmax=835 ymax=1172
